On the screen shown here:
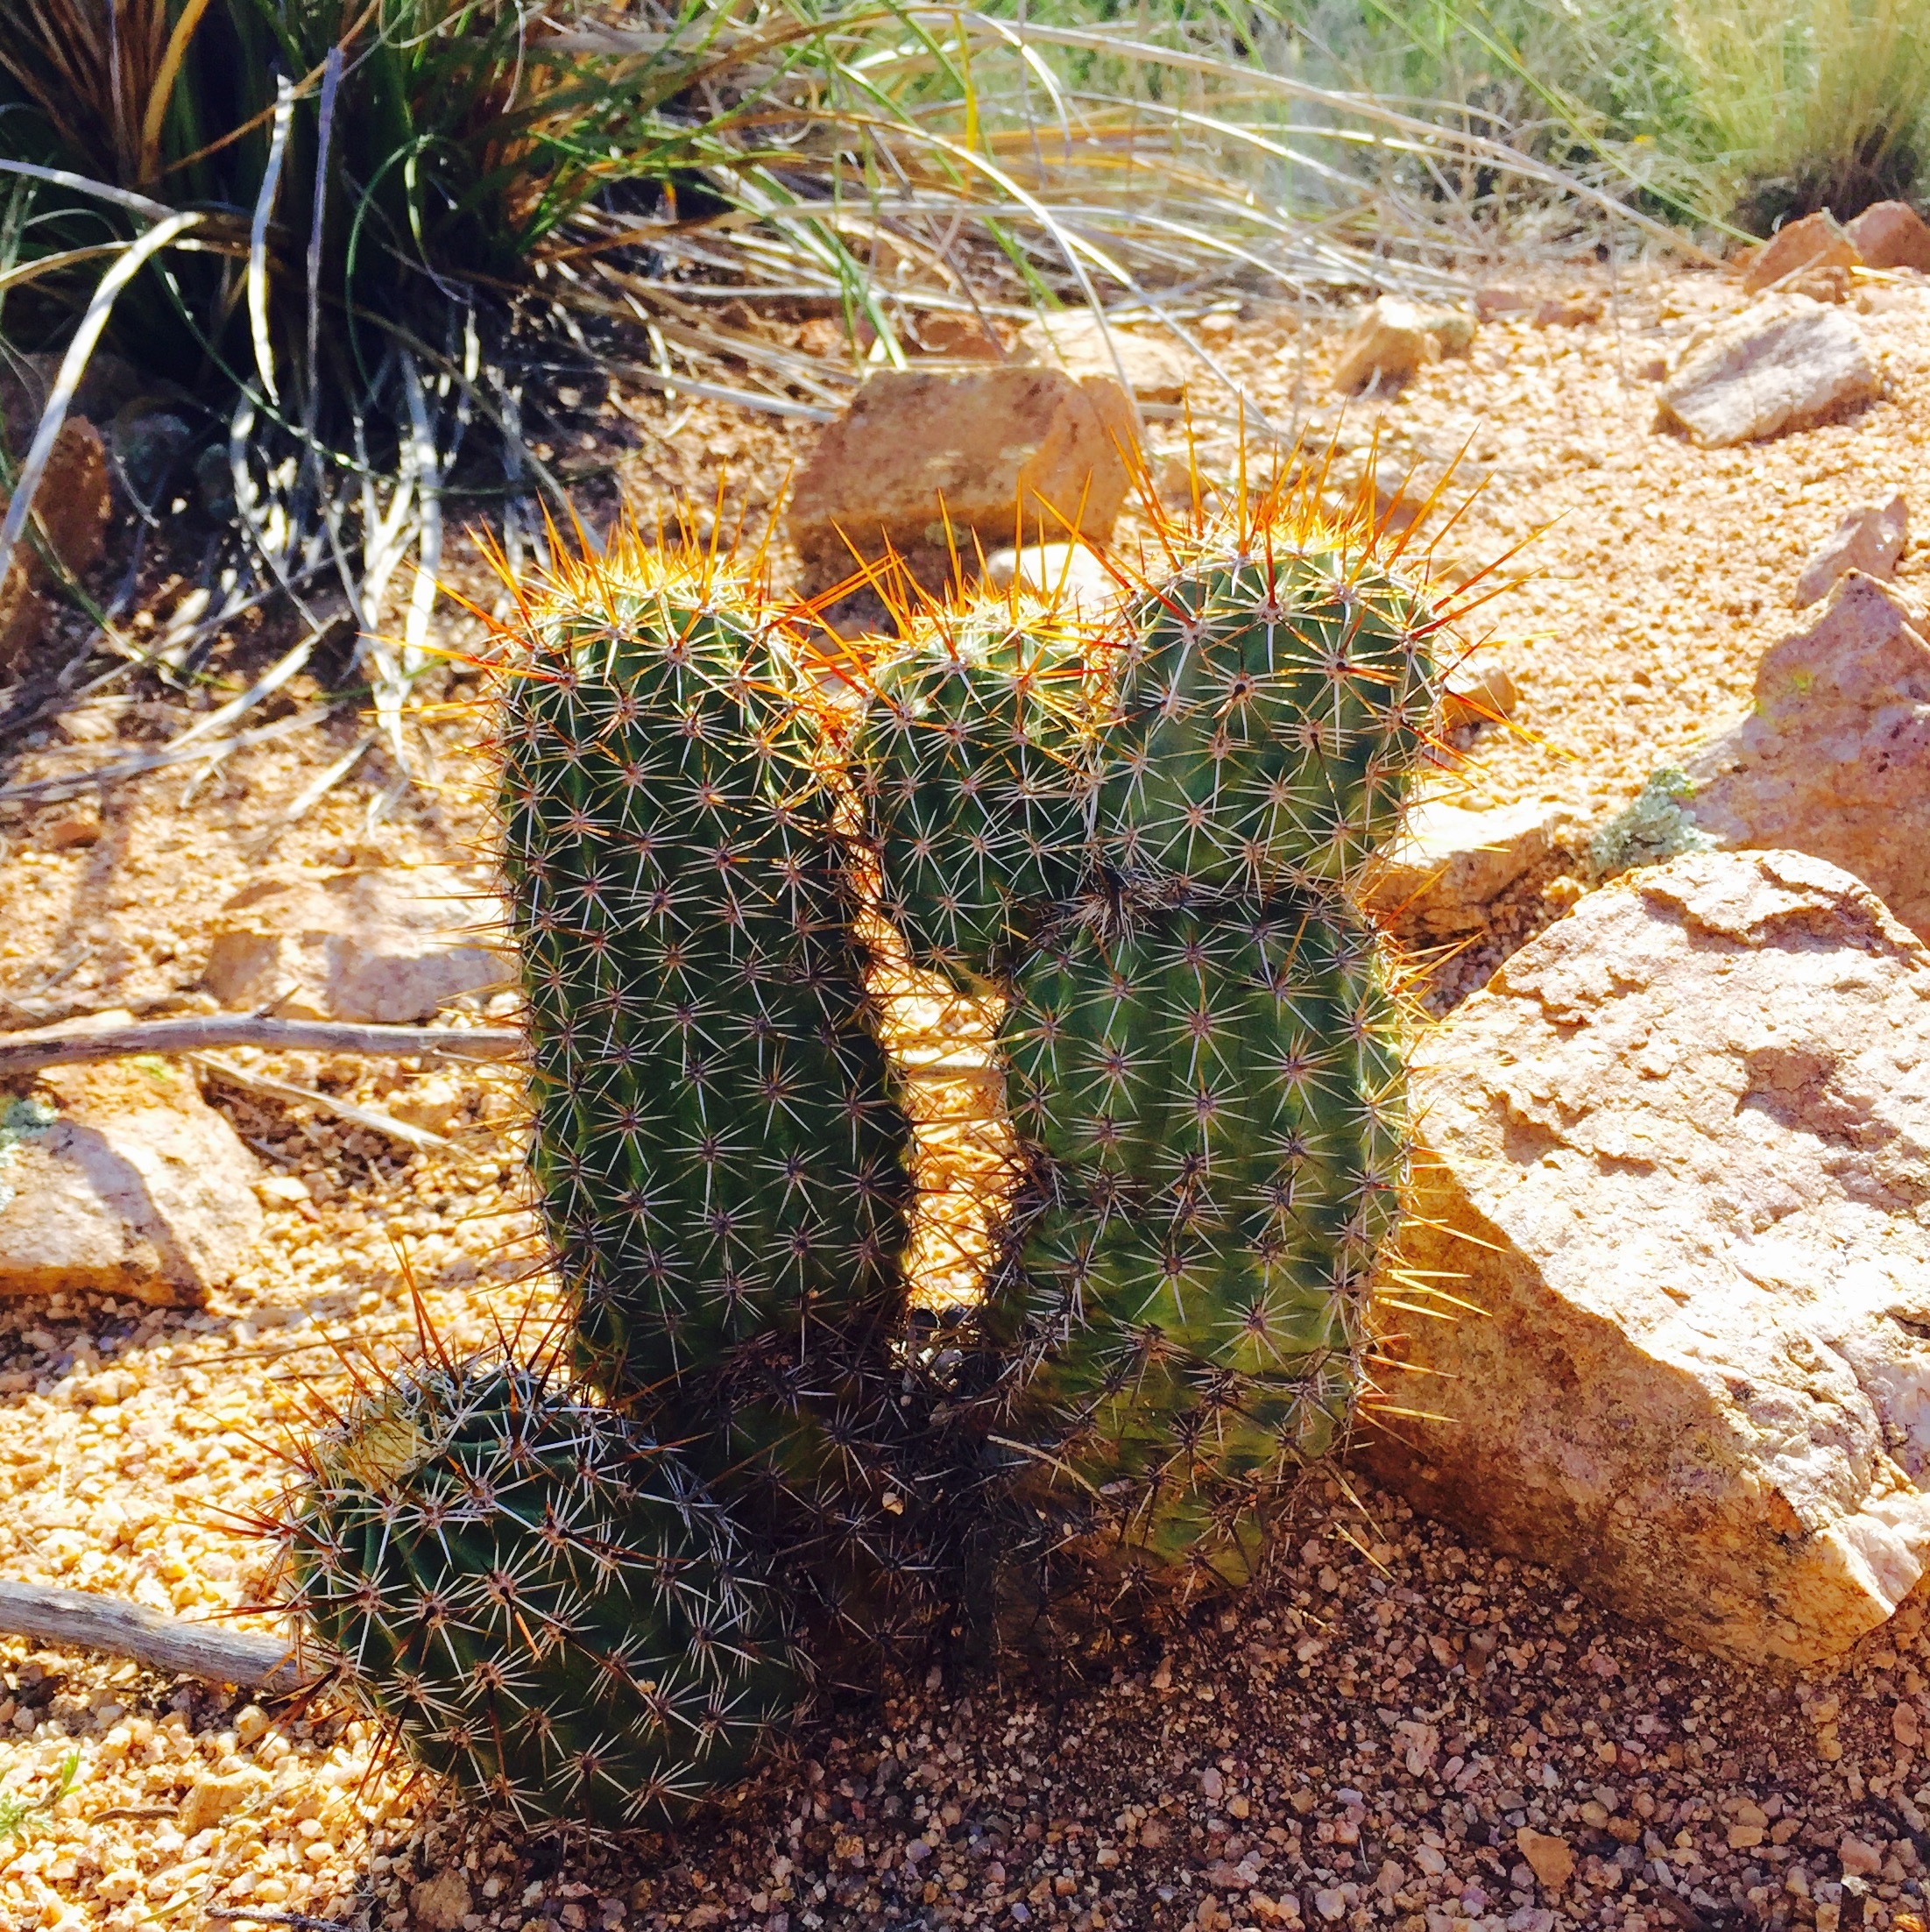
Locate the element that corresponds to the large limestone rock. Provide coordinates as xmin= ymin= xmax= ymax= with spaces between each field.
xmin=1677 ymin=571 xmax=1930 ymax=940
xmin=788 ymin=367 xmax=1135 ymax=591
xmin=1365 ymin=851 xmax=1930 ymax=1665
xmin=0 ymin=1062 xmax=263 ymax=1306
xmin=1656 ymin=298 xmax=1878 ymax=447
xmin=203 ymin=866 xmax=508 ymax=1023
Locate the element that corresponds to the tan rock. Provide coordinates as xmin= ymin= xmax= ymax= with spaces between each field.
xmin=1793 ymin=494 xmax=1907 ymax=606
xmin=1676 ymin=572 xmax=1930 ymax=939
xmin=202 ymin=866 xmax=508 ymax=1023
xmin=1741 ymin=210 xmax=1862 ymax=295
xmin=1845 ymin=200 xmax=1930 ymax=273
xmin=1474 ymin=287 xmax=1533 ymax=322
xmin=787 ymin=367 xmax=1135 ymax=589
xmin=1332 ymin=298 xmax=1471 ymax=395
xmin=0 ymin=419 xmax=112 ymax=678
xmin=1366 ymin=850 xmax=1930 ymax=1666
xmin=38 ymin=802 xmax=103 ymax=851
xmin=411 ymin=1869 xmax=475 ymax=1932
xmin=1838 ymin=1835 xmax=1883 ymax=1879
xmin=916 ymin=312 xmax=1006 ymax=359
xmin=178 ymin=1766 xmax=270 ymax=1836
xmin=1533 ymin=292 xmax=1603 ymax=328
xmin=0 ymin=1061 xmax=263 ymax=1306
xmin=1015 ymin=312 xmax=1190 ymax=405
xmin=1442 ymin=656 xmax=1518 ymax=730
xmin=1366 ymin=798 xmax=1577 ymax=936
xmin=1657 ymin=299 xmax=1878 ymax=447
xmin=982 ymin=541 xmax=1122 ymax=616
xmin=1515 ymin=1829 xmax=1574 ymax=1891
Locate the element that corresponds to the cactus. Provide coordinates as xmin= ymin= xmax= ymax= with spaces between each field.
xmin=279 ymin=1348 xmax=798 ymax=1829
xmin=1098 ymin=539 xmax=1445 ymax=897
xmin=854 ymin=597 xmax=1101 ymax=991
xmin=855 ymin=486 xmax=1444 ymax=1585
xmin=998 ymin=895 xmax=1406 ymax=1582
xmin=494 ymin=542 xmax=912 ymax=1398
xmin=491 ymin=537 xmax=972 ymax=1652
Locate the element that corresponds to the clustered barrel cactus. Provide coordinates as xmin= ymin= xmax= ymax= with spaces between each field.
xmin=278 ymin=475 xmax=1453 ymax=1827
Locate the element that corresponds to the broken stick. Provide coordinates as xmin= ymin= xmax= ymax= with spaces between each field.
xmin=0 ymin=1579 xmax=313 ymax=1693
xmin=0 ymin=1016 xmax=522 ymax=1079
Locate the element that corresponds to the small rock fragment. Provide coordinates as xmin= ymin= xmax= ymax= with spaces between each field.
xmin=411 ymin=1870 xmax=474 ymax=1932
xmin=1474 ymin=287 xmax=1533 ymax=321
xmin=0 ymin=1061 xmax=263 ymax=1306
xmin=1741 ymin=209 xmax=1862 ymax=294
xmin=1845 ymin=199 xmax=1930 ymax=273
xmin=1332 ymin=298 xmax=1471 ymax=395
xmin=177 ymin=1766 xmax=269 ymax=1835
xmin=1657 ymin=299 xmax=1878 ymax=447
xmin=1367 ymin=849 xmax=1930 ymax=1666
xmin=1677 ymin=571 xmax=1930 ymax=939
xmin=916 ymin=313 xmax=1005 ymax=359
xmin=1533 ymin=293 xmax=1602 ymax=328
xmin=385 ymin=1075 xmax=471 ymax=1138
xmin=1015 ymin=312 xmax=1190 ymax=405
xmin=788 ymin=367 xmax=1135 ymax=589
xmin=38 ymin=801 xmax=103 ymax=851
xmin=1838 ymin=1836 xmax=1882 ymax=1879
xmin=202 ymin=865 xmax=508 ymax=1023
xmin=983 ymin=541 xmax=1121 ymax=616
xmin=1442 ymin=656 xmax=1518 ymax=729
xmin=1367 ymin=798 xmax=1577 ymax=937
xmin=1792 ymin=492 xmax=1906 ymax=606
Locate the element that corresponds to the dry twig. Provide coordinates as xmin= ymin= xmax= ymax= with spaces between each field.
xmin=0 ymin=1579 xmax=309 ymax=1693
xmin=0 ymin=1016 xmax=521 ymax=1079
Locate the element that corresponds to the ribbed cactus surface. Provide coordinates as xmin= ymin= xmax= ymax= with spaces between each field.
xmin=284 ymin=1351 xmax=797 ymax=1829
xmin=1099 ymin=545 xmax=1441 ymax=895
xmin=856 ymin=601 xmax=1099 ymax=990
xmin=496 ymin=556 xmax=911 ymax=1396
xmin=853 ymin=501 xmax=1441 ymax=1584
xmin=999 ymin=895 xmax=1406 ymax=1580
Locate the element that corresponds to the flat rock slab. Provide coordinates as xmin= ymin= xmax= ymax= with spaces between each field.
xmin=787 ymin=367 xmax=1135 ymax=591
xmin=1657 ymin=298 xmax=1877 ymax=447
xmin=1365 ymin=850 xmax=1930 ymax=1665
xmin=203 ymin=866 xmax=507 ymax=1023
xmin=1366 ymin=797 xmax=1576 ymax=936
xmin=1680 ymin=571 xmax=1930 ymax=940
xmin=0 ymin=1063 xmax=262 ymax=1306
xmin=1015 ymin=313 xmax=1191 ymax=406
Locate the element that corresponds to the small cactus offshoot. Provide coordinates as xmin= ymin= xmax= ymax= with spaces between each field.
xmin=280 ymin=1346 xmax=798 ymax=1830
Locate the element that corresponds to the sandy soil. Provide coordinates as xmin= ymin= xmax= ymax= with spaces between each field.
xmin=0 ymin=260 xmax=1926 ymax=1932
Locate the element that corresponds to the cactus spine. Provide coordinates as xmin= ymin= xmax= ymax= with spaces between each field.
xmin=281 ymin=1348 xmax=797 ymax=1829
